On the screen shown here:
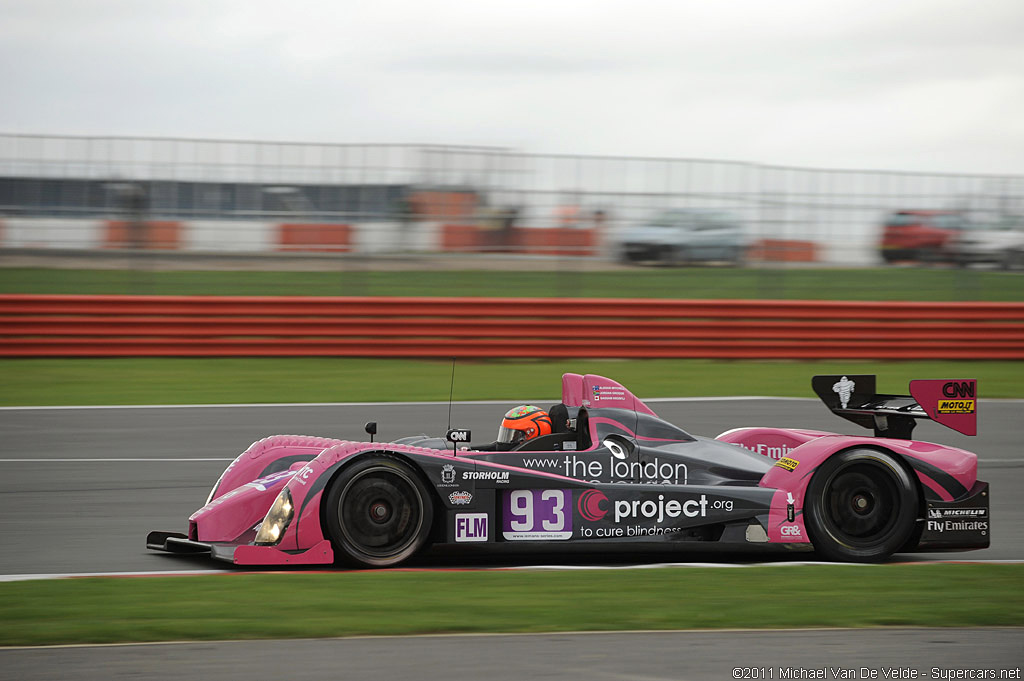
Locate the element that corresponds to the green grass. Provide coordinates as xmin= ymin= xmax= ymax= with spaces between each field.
xmin=1 ymin=565 xmax=1021 ymax=646
xmin=2 ymin=266 xmax=1023 ymax=300
xmin=2 ymin=358 xmax=1023 ymax=405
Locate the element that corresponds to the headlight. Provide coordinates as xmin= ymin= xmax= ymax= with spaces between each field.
xmin=255 ymin=488 xmax=294 ymax=545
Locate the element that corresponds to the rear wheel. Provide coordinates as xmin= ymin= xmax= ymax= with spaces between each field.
xmin=324 ymin=456 xmax=433 ymax=568
xmin=804 ymin=449 xmax=918 ymax=563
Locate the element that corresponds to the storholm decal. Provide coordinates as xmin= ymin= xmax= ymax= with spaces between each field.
xmin=463 ymin=470 xmax=510 ymax=483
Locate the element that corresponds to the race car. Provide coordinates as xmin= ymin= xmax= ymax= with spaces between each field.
xmin=147 ymin=373 xmax=989 ymax=567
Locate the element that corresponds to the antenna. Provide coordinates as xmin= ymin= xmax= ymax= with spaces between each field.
xmin=447 ymin=357 xmax=456 ymax=431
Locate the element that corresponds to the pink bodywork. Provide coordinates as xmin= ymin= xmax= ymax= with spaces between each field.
xmin=717 ymin=427 xmax=979 ymax=543
xmin=564 ymin=372 xmax=658 ymax=416
xmin=186 ymin=373 xmax=982 ymax=562
xmin=189 ymin=434 xmax=466 ymax=565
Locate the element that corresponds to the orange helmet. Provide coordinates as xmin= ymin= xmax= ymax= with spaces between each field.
xmin=497 ymin=405 xmax=552 ymax=445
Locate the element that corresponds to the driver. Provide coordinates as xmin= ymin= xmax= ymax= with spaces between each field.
xmin=471 ymin=405 xmax=553 ymax=451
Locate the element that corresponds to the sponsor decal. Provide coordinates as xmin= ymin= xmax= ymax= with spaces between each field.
xmin=928 ymin=507 xmax=987 ymax=519
xmin=292 ymin=466 xmax=314 ymax=486
xmin=942 ymin=380 xmax=975 ymax=399
xmin=775 ymin=457 xmax=800 ymax=472
xmin=463 ymin=470 xmax=510 ymax=483
xmin=611 ymin=493 xmax=733 ymax=523
xmin=833 ymin=376 xmax=856 ymax=409
xmin=455 ymin=513 xmax=488 ymax=542
xmin=780 ymin=524 xmax=803 ymax=538
xmin=247 ymin=470 xmax=294 ymax=492
xmin=576 ymin=492 xmax=736 ymax=538
xmin=926 ymin=519 xmax=988 ymax=533
xmin=449 ymin=491 xmax=473 ymax=505
xmin=937 ymin=399 xmax=974 ymax=414
xmin=446 ymin=428 xmax=471 ymax=443
xmin=740 ymin=442 xmax=793 ymax=460
xmin=577 ymin=489 xmax=609 ymax=521
xmin=502 ymin=489 xmax=572 ymax=540
xmin=440 ymin=464 xmax=456 ymax=485
xmin=521 ymin=453 xmax=687 ymax=484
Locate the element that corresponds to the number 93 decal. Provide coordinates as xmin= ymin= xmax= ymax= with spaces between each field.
xmin=501 ymin=489 xmax=573 ymax=540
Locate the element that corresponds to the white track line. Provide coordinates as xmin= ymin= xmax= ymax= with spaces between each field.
xmin=2 ymin=559 xmax=1021 ymax=583
xmin=0 ymin=570 xmax=230 ymax=582
xmin=2 ymin=397 xmax=1020 ymax=411
xmin=0 ymin=458 xmax=234 ymax=462
xmin=0 ymin=397 xmax=840 ymax=410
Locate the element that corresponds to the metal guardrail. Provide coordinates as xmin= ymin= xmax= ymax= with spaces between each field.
xmin=1 ymin=295 xmax=1022 ymax=359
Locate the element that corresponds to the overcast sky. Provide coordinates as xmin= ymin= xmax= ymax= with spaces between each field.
xmin=1 ymin=0 xmax=1022 ymax=174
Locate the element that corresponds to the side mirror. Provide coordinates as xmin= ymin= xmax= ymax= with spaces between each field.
xmin=364 ymin=421 xmax=377 ymax=442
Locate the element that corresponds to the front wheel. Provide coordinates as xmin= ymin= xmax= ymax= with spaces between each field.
xmin=324 ymin=455 xmax=434 ymax=568
xmin=804 ymin=449 xmax=918 ymax=562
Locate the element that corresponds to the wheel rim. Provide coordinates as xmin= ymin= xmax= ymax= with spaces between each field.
xmin=337 ymin=467 xmax=424 ymax=559
xmin=820 ymin=462 xmax=902 ymax=547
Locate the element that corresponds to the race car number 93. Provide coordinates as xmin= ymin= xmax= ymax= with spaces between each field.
xmin=502 ymin=489 xmax=573 ymax=540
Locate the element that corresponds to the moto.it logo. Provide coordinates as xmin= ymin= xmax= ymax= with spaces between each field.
xmin=578 ymin=489 xmax=609 ymax=521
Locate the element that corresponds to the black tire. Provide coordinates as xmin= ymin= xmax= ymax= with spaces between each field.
xmin=323 ymin=455 xmax=434 ymax=568
xmin=804 ymin=448 xmax=918 ymax=563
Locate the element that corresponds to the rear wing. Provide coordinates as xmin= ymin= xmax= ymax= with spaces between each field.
xmin=812 ymin=375 xmax=976 ymax=439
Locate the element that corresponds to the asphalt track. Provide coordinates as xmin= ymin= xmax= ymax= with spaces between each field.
xmin=2 ymin=399 xmax=1021 ymax=678
xmin=1 ymin=397 xmax=1021 ymax=576
xmin=2 ymin=629 xmax=1022 ymax=681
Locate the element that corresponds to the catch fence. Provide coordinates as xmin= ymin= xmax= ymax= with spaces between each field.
xmin=2 ymin=134 xmax=1023 ymax=265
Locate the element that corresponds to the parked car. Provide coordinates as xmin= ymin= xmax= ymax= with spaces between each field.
xmin=949 ymin=216 xmax=1024 ymax=269
xmin=878 ymin=210 xmax=967 ymax=263
xmin=617 ymin=209 xmax=745 ymax=265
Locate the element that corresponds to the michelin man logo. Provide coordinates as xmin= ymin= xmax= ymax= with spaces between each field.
xmin=833 ymin=376 xmax=856 ymax=409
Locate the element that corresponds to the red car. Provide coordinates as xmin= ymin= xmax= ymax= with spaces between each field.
xmin=879 ymin=210 xmax=967 ymax=263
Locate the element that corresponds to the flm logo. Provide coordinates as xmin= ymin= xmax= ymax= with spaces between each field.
xmin=578 ymin=489 xmax=609 ymax=521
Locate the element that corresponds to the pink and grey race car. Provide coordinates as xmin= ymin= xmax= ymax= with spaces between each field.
xmin=147 ymin=373 xmax=989 ymax=567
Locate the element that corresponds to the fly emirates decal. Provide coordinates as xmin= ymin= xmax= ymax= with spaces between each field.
xmin=521 ymin=454 xmax=687 ymax=484
xmin=738 ymin=442 xmax=793 ymax=460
